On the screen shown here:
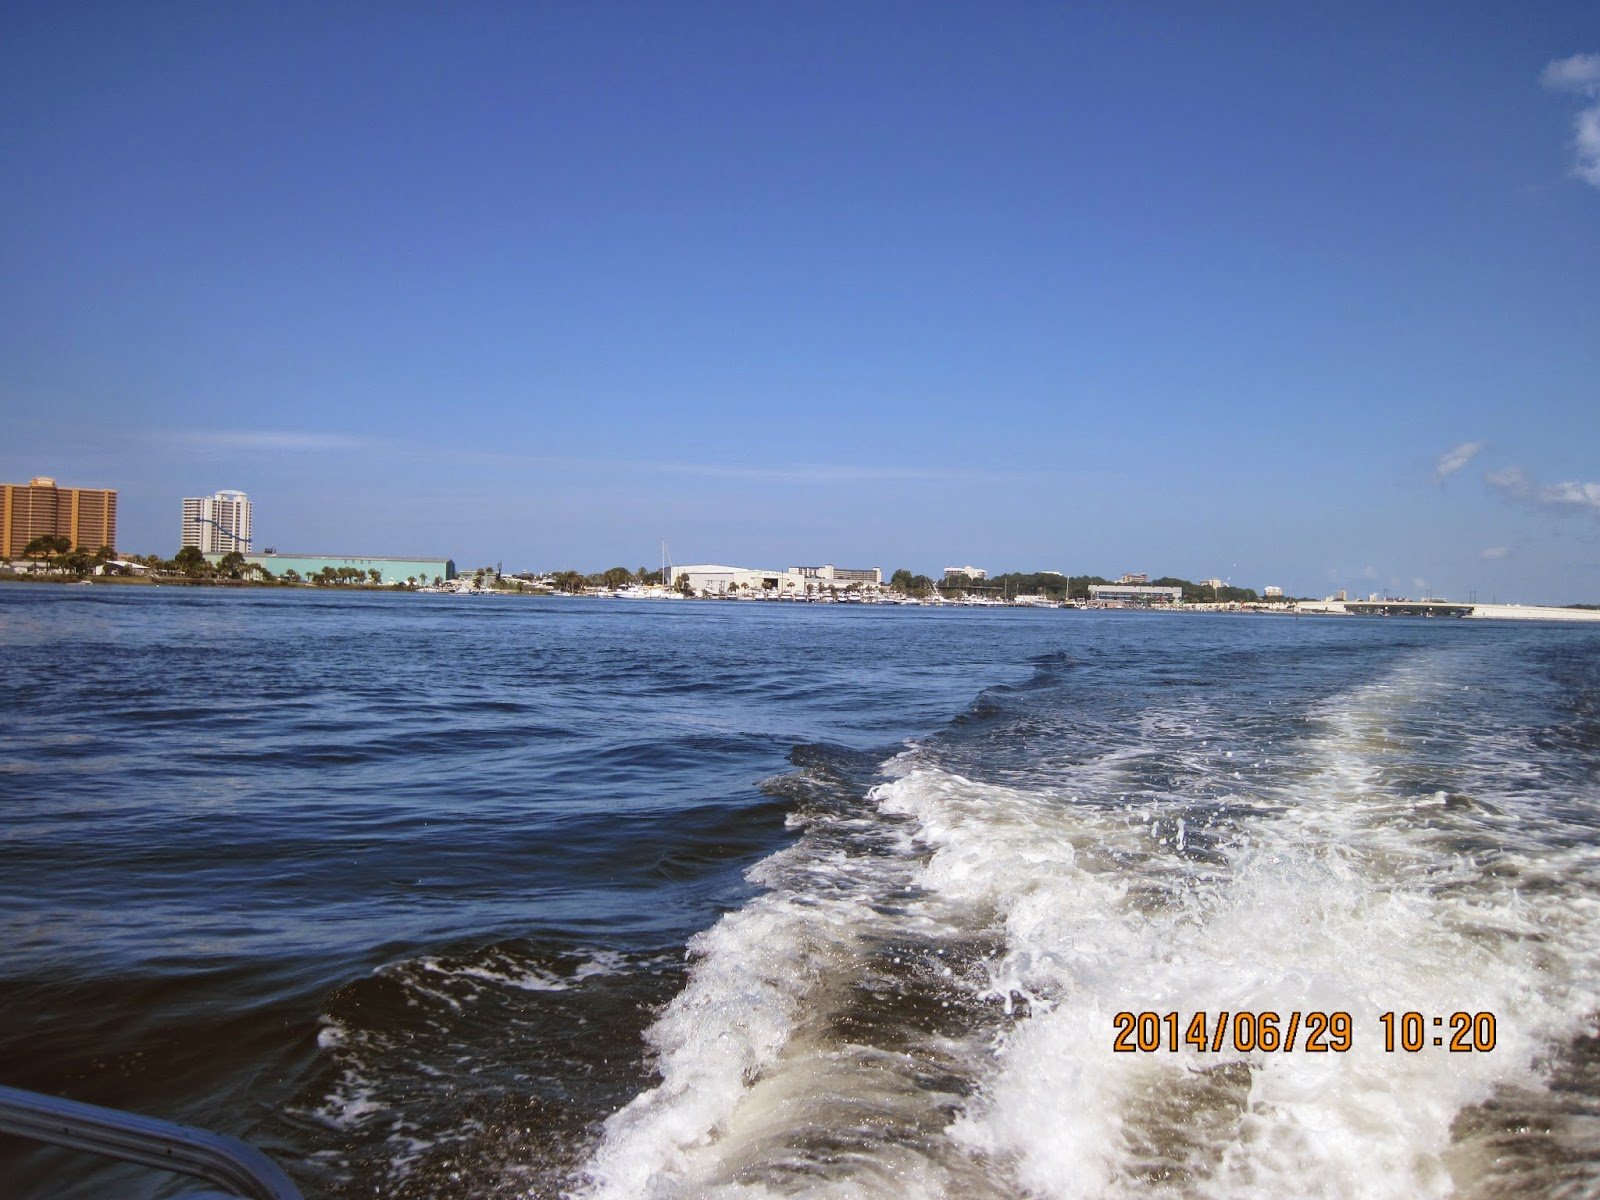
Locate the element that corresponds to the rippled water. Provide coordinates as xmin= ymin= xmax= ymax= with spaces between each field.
xmin=2 ymin=586 xmax=1598 ymax=1198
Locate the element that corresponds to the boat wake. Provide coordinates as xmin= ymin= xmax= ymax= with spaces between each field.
xmin=572 ymin=650 xmax=1600 ymax=1199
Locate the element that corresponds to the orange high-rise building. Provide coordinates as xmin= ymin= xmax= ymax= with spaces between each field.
xmin=1 ymin=476 xmax=119 ymax=558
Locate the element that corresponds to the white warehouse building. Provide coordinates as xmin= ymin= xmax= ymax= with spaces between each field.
xmin=1087 ymin=583 xmax=1183 ymax=606
xmin=671 ymin=563 xmax=882 ymax=596
xmin=790 ymin=564 xmax=882 ymax=585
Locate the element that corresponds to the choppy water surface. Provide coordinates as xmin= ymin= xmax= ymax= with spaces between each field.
xmin=2 ymin=587 xmax=1598 ymax=1199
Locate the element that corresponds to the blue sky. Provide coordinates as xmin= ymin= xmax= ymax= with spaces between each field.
xmin=3 ymin=3 xmax=1598 ymax=601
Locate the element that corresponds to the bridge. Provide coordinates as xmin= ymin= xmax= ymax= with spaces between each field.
xmin=1296 ymin=599 xmax=1600 ymax=623
xmin=1341 ymin=600 xmax=1474 ymax=618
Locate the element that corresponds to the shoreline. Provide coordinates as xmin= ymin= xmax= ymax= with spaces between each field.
xmin=5 ymin=574 xmax=1599 ymax=623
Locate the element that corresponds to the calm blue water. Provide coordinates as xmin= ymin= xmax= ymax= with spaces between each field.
xmin=2 ymin=586 xmax=1598 ymax=1199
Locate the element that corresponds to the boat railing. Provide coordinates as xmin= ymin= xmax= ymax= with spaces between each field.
xmin=0 ymin=1082 xmax=303 ymax=1199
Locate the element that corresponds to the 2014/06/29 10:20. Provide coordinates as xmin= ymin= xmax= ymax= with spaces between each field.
xmin=1111 ymin=1010 xmax=1498 ymax=1053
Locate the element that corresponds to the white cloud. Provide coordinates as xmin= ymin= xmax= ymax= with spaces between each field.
xmin=1542 ymin=53 xmax=1600 ymax=94
xmin=1479 ymin=545 xmax=1511 ymax=561
xmin=1539 ymin=480 xmax=1600 ymax=513
xmin=1433 ymin=440 xmax=1485 ymax=484
xmin=1487 ymin=464 xmax=1600 ymax=516
xmin=1543 ymin=53 xmax=1600 ymax=190
xmin=1486 ymin=465 xmax=1532 ymax=499
xmin=1576 ymin=106 xmax=1600 ymax=187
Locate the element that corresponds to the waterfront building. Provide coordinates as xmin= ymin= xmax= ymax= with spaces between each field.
xmin=0 ymin=476 xmax=118 ymax=558
xmin=671 ymin=563 xmax=883 ymax=596
xmin=671 ymin=564 xmax=785 ymax=595
xmin=1264 ymin=586 xmax=1284 ymax=598
xmin=675 ymin=564 xmax=742 ymax=594
xmin=1088 ymin=583 xmax=1183 ymax=606
xmin=181 ymin=490 xmax=253 ymax=553
xmin=206 ymin=552 xmax=456 ymax=585
xmin=943 ymin=565 xmax=987 ymax=580
xmin=1118 ymin=572 xmax=1150 ymax=585
xmin=789 ymin=565 xmax=883 ymax=585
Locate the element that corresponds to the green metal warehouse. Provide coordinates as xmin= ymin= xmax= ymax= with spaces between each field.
xmin=206 ymin=553 xmax=456 ymax=585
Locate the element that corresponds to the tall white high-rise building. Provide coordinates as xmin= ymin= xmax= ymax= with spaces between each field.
xmin=180 ymin=490 xmax=253 ymax=553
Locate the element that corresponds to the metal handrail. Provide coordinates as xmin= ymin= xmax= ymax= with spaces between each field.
xmin=0 ymin=1083 xmax=302 ymax=1199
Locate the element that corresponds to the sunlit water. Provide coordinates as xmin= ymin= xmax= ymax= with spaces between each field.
xmin=2 ymin=586 xmax=1597 ymax=1198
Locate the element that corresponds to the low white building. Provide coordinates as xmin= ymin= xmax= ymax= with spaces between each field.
xmin=671 ymin=564 xmax=762 ymax=594
xmin=672 ymin=563 xmax=882 ymax=596
xmin=789 ymin=564 xmax=882 ymax=585
xmin=943 ymin=565 xmax=987 ymax=580
xmin=1088 ymin=583 xmax=1183 ymax=605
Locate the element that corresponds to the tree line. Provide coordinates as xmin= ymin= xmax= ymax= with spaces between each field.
xmin=531 ymin=567 xmax=668 ymax=593
xmin=888 ymin=568 xmax=1263 ymax=603
xmin=4 ymin=539 xmax=444 ymax=588
xmin=9 ymin=535 xmax=116 ymax=577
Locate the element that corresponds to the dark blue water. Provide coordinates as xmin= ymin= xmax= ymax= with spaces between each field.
xmin=3 ymin=586 xmax=1598 ymax=1199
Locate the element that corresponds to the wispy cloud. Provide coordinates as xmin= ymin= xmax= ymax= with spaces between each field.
xmin=153 ymin=430 xmax=388 ymax=453
xmin=1542 ymin=52 xmax=1600 ymax=189
xmin=139 ymin=436 xmax=1013 ymax=488
xmin=1486 ymin=464 xmax=1600 ymax=516
xmin=1433 ymin=440 xmax=1485 ymax=484
xmin=400 ymin=446 xmax=1011 ymax=485
xmin=1543 ymin=52 xmax=1600 ymax=93
xmin=648 ymin=461 xmax=983 ymax=484
xmin=1486 ymin=465 xmax=1532 ymax=499
xmin=1479 ymin=545 xmax=1512 ymax=561
xmin=1539 ymin=480 xmax=1600 ymax=513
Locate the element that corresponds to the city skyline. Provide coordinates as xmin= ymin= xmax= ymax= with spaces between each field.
xmin=0 ymin=466 xmax=1549 ymax=603
xmin=3 ymin=5 xmax=1598 ymax=604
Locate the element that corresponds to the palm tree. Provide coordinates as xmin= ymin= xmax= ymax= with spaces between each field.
xmin=23 ymin=534 xmax=72 ymax=562
xmin=173 ymin=546 xmax=208 ymax=576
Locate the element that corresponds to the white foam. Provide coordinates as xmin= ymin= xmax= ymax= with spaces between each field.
xmin=572 ymin=651 xmax=1600 ymax=1198
xmin=421 ymin=957 xmax=574 ymax=992
xmin=934 ymin=656 xmax=1600 ymax=1198
xmin=574 ymin=839 xmax=896 ymax=1198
